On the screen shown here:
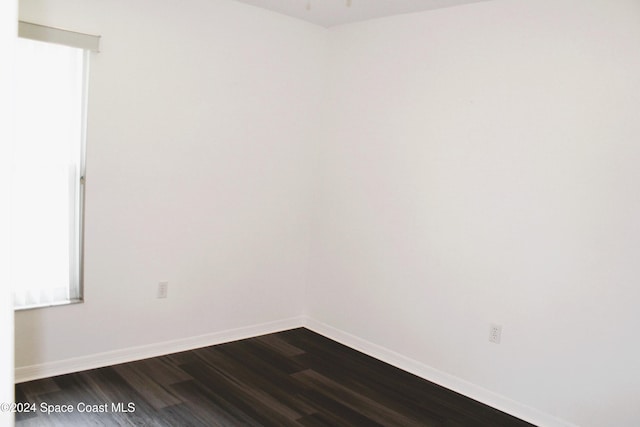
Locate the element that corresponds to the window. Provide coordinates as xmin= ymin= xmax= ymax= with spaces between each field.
xmin=11 ymin=23 xmax=99 ymax=310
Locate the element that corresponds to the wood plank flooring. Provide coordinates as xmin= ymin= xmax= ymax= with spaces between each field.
xmin=15 ymin=328 xmax=536 ymax=426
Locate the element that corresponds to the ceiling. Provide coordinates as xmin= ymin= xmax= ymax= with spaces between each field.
xmin=231 ymin=0 xmax=492 ymax=28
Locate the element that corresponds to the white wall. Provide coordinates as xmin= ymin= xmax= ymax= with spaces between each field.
xmin=16 ymin=0 xmax=326 ymax=366
xmin=1 ymin=1 xmax=17 ymax=426
xmin=14 ymin=0 xmax=640 ymax=426
xmin=309 ymin=1 xmax=640 ymax=426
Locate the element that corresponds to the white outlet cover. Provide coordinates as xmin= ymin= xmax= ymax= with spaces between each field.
xmin=157 ymin=282 xmax=169 ymax=299
xmin=489 ymin=324 xmax=502 ymax=344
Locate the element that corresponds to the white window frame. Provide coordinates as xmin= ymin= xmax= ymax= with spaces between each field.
xmin=13 ymin=22 xmax=99 ymax=310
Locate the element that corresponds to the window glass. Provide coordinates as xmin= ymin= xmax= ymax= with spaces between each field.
xmin=12 ymin=37 xmax=87 ymax=309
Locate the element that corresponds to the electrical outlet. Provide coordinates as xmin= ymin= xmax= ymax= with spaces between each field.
xmin=489 ymin=324 xmax=502 ymax=344
xmin=157 ymin=282 xmax=169 ymax=299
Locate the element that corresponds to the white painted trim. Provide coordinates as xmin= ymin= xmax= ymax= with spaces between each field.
xmin=18 ymin=21 xmax=100 ymax=52
xmin=1 ymin=2 xmax=17 ymax=426
xmin=15 ymin=316 xmax=305 ymax=383
xmin=15 ymin=315 xmax=576 ymax=427
xmin=302 ymin=317 xmax=578 ymax=427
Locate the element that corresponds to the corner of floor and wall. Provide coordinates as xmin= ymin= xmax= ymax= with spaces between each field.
xmin=15 ymin=315 xmax=578 ymax=427
xmin=13 ymin=0 xmax=640 ymax=427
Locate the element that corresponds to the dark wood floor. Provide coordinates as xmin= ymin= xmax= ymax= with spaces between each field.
xmin=15 ymin=328 xmax=535 ymax=426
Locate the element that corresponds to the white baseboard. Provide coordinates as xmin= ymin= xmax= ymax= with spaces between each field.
xmin=15 ymin=315 xmax=576 ymax=427
xmin=302 ymin=317 xmax=578 ymax=427
xmin=15 ymin=316 xmax=305 ymax=383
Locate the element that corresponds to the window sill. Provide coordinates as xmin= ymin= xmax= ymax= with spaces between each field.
xmin=14 ymin=298 xmax=84 ymax=312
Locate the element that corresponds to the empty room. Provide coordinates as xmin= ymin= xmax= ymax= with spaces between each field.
xmin=3 ymin=0 xmax=640 ymax=426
